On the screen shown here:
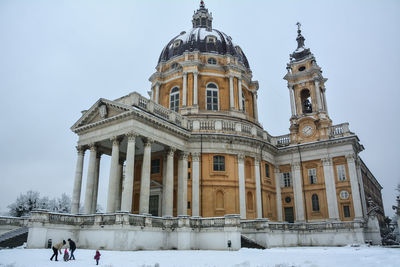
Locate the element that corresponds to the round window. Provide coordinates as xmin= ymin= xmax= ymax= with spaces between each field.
xmin=285 ymin=196 xmax=291 ymax=203
xmin=298 ymin=66 xmax=306 ymax=71
xmin=340 ymin=190 xmax=349 ymax=200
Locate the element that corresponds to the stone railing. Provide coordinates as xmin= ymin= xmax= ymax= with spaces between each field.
xmin=130 ymin=92 xmax=189 ymax=129
xmin=330 ymin=123 xmax=351 ymax=138
xmin=191 ymin=118 xmax=269 ymax=141
xmin=273 ymin=134 xmax=291 ymax=147
xmin=242 ymin=220 xmax=364 ymax=232
xmin=29 ymin=211 xmax=241 ymax=230
xmin=0 ymin=216 xmax=30 ymax=227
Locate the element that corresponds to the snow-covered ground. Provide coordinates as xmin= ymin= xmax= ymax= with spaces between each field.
xmin=0 ymin=246 xmax=399 ymax=267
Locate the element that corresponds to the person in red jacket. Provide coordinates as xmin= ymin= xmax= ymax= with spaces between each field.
xmin=94 ymin=250 xmax=101 ymax=265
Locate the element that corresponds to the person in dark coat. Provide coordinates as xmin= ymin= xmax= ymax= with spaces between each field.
xmin=50 ymin=240 xmax=66 ymax=261
xmin=67 ymin=238 xmax=76 ymax=260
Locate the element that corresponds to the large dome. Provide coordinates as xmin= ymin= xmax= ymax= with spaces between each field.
xmin=158 ymin=1 xmax=250 ymax=69
xmin=158 ymin=28 xmax=250 ymax=69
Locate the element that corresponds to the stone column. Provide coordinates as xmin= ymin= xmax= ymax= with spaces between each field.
xmin=238 ymin=79 xmax=243 ymax=111
xmin=193 ymin=71 xmax=198 ymax=106
xmin=254 ymin=157 xmax=262 ymax=218
xmin=155 ymin=83 xmax=160 ymax=104
xmin=322 ymin=157 xmax=339 ymax=220
xmin=121 ymin=132 xmax=137 ymax=212
xmin=322 ymin=87 xmax=329 ymax=115
xmin=161 ymin=153 xmax=167 ymax=216
xmin=314 ymin=80 xmax=322 ymax=111
xmin=182 ymin=72 xmax=187 ymax=107
xmin=292 ymin=161 xmax=305 ymax=221
xmin=163 ymin=147 xmax=175 ymax=216
xmin=238 ymin=153 xmax=246 ymax=219
xmin=191 ymin=152 xmax=200 ymax=216
xmin=84 ymin=143 xmax=97 ymax=214
xmin=356 ymin=158 xmax=368 ymax=217
xmin=253 ymin=92 xmax=258 ymax=121
xmin=346 ymin=154 xmax=363 ymax=219
xmin=139 ymin=138 xmax=152 ymax=214
xmin=177 ymin=152 xmax=189 ymax=215
xmin=229 ymin=75 xmax=234 ymax=110
xmin=106 ymin=137 xmax=120 ymax=213
xmin=274 ymin=167 xmax=283 ymax=221
xmin=289 ymin=85 xmax=296 ymax=116
xmin=71 ymin=146 xmax=85 ymax=214
xmin=115 ymin=160 xmax=124 ymax=211
xmin=91 ymin=152 xmax=101 ymax=214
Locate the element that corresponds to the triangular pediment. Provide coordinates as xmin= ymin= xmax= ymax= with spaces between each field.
xmin=71 ymin=98 xmax=132 ymax=132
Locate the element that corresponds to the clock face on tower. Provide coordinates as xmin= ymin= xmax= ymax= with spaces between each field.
xmin=302 ymin=125 xmax=314 ymax=137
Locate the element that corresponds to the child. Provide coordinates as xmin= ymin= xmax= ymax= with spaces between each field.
xmin=94 ymin=250 xmax=101 ymax=265
xmin=63 ymin=248 xmax=69 ymax=261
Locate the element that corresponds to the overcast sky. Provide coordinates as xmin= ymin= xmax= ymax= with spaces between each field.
xmin=0 ymin=0 xmax=399 ymax=217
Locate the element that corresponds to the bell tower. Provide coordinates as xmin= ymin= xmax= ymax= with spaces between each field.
xmin=284 ymin=23 xmax=332 ymax=143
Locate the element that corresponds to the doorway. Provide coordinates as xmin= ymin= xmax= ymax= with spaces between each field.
xmin=149 ymin=195 xmax=159 ymax=216
xmin=284 ymin=207 xmax=294 ymax=223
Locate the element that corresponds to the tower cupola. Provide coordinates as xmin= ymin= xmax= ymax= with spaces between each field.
xmin=290 ymin=22 xmax=311 ymax=62
xmin=192 ymin=1 xmax=213 ymax=29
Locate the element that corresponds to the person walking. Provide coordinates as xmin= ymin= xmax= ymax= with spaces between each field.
xmin=94 ymin=250 xmax=101 ymax=265
xmin=67 ymin=238 xmax=76 ymax=260
xmin=50 ymin=240 xmax=66 ymax=261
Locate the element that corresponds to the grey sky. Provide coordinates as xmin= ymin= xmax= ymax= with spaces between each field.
xmin=0 ymin=0 xmax=399 ymax=217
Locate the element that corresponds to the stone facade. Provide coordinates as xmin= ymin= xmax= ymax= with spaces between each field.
xmin=26 ymin=2 xmax=383 ymax=250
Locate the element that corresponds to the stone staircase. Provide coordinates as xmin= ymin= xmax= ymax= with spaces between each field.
xmin=0 ymin=227 xmax=29 ymax=248
xmin=241 ymin=235 xmax=266 ymax=249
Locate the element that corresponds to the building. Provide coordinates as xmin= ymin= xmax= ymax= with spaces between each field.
xmin=26 ymin=1 xmax=383 ymax=250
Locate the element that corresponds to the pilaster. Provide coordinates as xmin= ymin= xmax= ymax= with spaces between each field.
xmin=291 ymin=161 xmax=305 ymax=221
xmin=254 ymin=157 xmax=262 ymax=218
xmin=274 ymin=167 xmax=283 ymax=221
xmin=237 ymin=153 xmax=246 ymax=219
xmin=346 ymin=154 xmax=363 ymax=219
xmin=191 ymin=152 xmax=200 ymax=216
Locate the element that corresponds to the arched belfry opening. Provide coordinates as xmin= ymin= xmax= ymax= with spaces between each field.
xmin=300 ymin=89 xmax=312 ymax=114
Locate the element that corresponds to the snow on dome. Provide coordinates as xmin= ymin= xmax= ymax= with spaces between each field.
xmin=158 ymin=27 xmax=250 ymax=69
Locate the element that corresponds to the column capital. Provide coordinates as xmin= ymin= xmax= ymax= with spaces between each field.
xmin=88 ymin=143 xmax=98 ymax=152
xmin=191 ymin=152 xmax=201 ymax=162
xmin=193 ymin=70 xmax=199 ymax=75
xmin=126 ymin=131 xmax=139 ymax=141
xmin=76 ymin=145 xmax=86 ymax=155
xmin=182 ymin=71 xmax=188 ymax=76
xmin=143 ymin=138 xmax=154 ymax=147
xmin=346 ymin=153 xmax=356 ymax=163
xmin=110 ymin=136 xmax=121 ymax=146
xmin=322 ymin=157 xmax=333 ymax=166
xmin=178 ymin=151 xmax=189 ymax=160
xmin=291 ymin=161 xmax=301 ymax=170
xmin=166 ymin=147 xmax=176 ymax=157
xmin=238 ymin=153 xmax=245 ymax=162
xmin=274 ymin=166 xmax=280 ymax=174
xmin=254 ymin=156 xmax=261 ymax=165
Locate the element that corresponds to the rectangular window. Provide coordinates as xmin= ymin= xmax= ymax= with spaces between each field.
xmin=283 ymin=172 xmax=291 ymax=187
xmin=151 ymin=159 xmax=161 ymax=174
xmin=308 ymin=168 xmax=317 ymax=184
xmin=213 ymin=155 xmax=225 ymax=171
xmin=187 ymin=201 xmax=191 ymax=209
xmin=337 ymin=165 xmax=346 ymax=181
xmin=188 ymin=162 xmax=191 ymax=169
xmin=265 ymin=164 xmax=270 ymax=178
xmin=188 ymin=172 xmax=191 ymax=180
xmin=343 ymin=205 xmax=351 ymax=217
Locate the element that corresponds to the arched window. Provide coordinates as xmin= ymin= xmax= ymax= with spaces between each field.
xmin=242 ymin=92 xmax=245 ymax=112
xmin=170 ymin=87 xmax=180 ymax=112
xmin=208 ymin=57 xmax=217 ymax=64
xmin=213 ymin=155 xmax=225 ymax=171
xmin=301 ymin=89 xmax=312 ymax=113
xmin=216 ymin=191 xmax=224 ymax=209
xmin=206 ymin=83 xmax=218 ymax=111
xmin=312 ymin=194 xmax=320 ymax=211
xmin=247 ymin=192 xmax=253 ymax=210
